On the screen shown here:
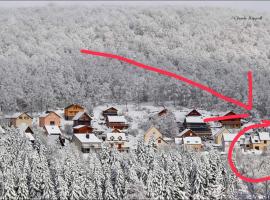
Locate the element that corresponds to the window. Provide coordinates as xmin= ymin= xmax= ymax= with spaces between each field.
xmin=118 ymin=136 xmax=122 ymax=141
xmin=19 ymin=117 xmax=23 ymax=119
xmin=255 ymin=140 xmax=258 ymax=142
xmin=82 ymin=148 xmax=90 ymax=153
xmin=110 ymin=136 xmax=114 ymax=141
xmin=255 ymin=146 xmax=260 ymax=150
xmin=158 ymin=139 xmax=161 ymax=143
xmin=50 ymin=121 xmax=55 ymax=125
xmin=118 ymin=144 xmax=122 ymax=149
xmin=264 ymin=141 xmax=267 ymax=144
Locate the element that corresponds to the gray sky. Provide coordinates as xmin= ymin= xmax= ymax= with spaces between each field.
xmin=0 ymin=1 xmax=270 ymax=13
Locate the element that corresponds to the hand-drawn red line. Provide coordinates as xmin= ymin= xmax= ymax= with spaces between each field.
xmin=228 ymin=120 xmax=270 ymax=183
xmin=203 ymin=113 xmax=250 ymax=123
xmin=80 ymin=49 xmax=253 ymax=111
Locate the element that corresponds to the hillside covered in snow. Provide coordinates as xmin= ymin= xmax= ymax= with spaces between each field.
xmin=0 ymin=5 xmax=270 ymax=117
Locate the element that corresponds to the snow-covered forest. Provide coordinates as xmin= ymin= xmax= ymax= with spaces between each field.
xmin=0 ymin=127 xmax=241 ymax=200
xmin=0 ymin=5 xmax=270 ymax=117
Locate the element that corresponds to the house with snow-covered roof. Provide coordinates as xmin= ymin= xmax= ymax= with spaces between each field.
xmin=219 ymin=111 xmax=242 ymax=129
xmin=64 ymin=103 xmax=85 ymax=120
xmin=39 ymin=111 xmax=61 ymax=127
xmin=144 ymin=126 xmax=169 ymax=148
xmin=183 ymin=137 xmax=202 ymax=151
xmin=102 ymin=107 xmax=118 ymax=118
xmin=245 ymin=132 xmax=270 ymax=151
xmin=73 ymin=111 xmax=92 ymax=127
xmin=183 ymin=114 xmax=211 ymax=136
xmin=6 ymin=112 xmax=33 ymax=128
xmin=105 ymin=132 xmax=130 ymax=152
xmin=44 ymin=125 xmax=62 ymax=135
xmin=221 ymin=133 xmax=241 ymax=152
xmin=106 ymin=115 xmax=128 ymax=130
xmin=73 ymin=133 xmax=102 ymax=153
xmin=73 ymin=125 xmax=93 ymax=134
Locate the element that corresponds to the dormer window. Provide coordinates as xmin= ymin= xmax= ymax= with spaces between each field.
xmin=110 ymin=136 xmax=114 ymax=141
xmin=118 ymin=136 xmax=122 ymax=141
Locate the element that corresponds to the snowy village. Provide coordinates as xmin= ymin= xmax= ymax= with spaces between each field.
xmin=1 ymin=103 xmax=270 ymax=155
xmin=1 ymin=1 xmax=270 ymax=199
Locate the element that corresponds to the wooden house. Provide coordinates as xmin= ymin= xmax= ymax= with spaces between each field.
xmin=219 ymin=111 xmax=242 ymax=129
xmin=221 ymin=133 xmax=241 ymax=152
xmin=106 ymin=116 xmax=128 ymax=130
xmin=73 ymin=112 xmax=92 ymax=127
xmin=175 ymin=129 xmax=198 ymax=144
xmin=39 ymin=111 xmax=61 ymax=127
xmin=183 ymin=115 xmax=211 ymax=136
xmin=106 ymin=132 xmax=130 ymax=152
xmin=102 ymin=107 xmax=118 ymax=118
xmin=213 ymin=127 xmax=230 ymax=145
xmin=64 ymin=104 xmax=85 ymax=120
xmin=73 ymin=133 xmax=102 ymax=153
xmin=7 ymin=112 xmax=33 ymax=128
xmin=144 ymin=126 xmax=168 ymax=148
xmin=73 ymin=125 xmax=93 ymax=134
xmin=183 ymin=137 xmax=202 ymax=151
xmin=186 ymin=109 xmax=202 ymax=117
xmin=246 ymin=132 xmax=270 ymax=151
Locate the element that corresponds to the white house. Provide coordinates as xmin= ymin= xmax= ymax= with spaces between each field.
xmin=73 ymin=133 xmax=102 ymax=153
xmin=106 ymin=132 xmax=130 ymax=152
xmin=44 ymin=125 xmax=62 ymax=135
xmin=182 ymin=137 xmax=202 ymax=151
xmin=221 ymin=133 xmax=241 ymax=152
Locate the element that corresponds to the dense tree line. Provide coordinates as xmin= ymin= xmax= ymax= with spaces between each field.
xmin=0 ymin=6 xmax=269 ymax=117
xmin=0 ymin=127 xmax=242 ymax=199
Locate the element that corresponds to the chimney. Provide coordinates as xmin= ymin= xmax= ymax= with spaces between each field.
xmin=86 ymin=133 xmax=90 ymax=139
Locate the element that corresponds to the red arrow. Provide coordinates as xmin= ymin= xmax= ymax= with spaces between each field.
xmin=80 ymin=49 xmax=253 ymax=111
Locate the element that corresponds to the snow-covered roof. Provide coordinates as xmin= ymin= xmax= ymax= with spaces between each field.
xmin=258 ymin=132 xmax=270 ymax=141
xmin=0 ymin=126 xmax=5 ymax=134
xmin=8 ymin=112 xmax=32 ymax=119
xmin=72 ymin=112 xmax=91 ymax=121
xmin=45 ymin=125 xmax=62 ymax=135
xmin=106 ymin=132 xmax=127 ymax=141
xmin=163 ymin=137 xmax=173 ymax=141
xmin=222 ymin=133 xmax=238 ymax=142
xmin=74 ymin=134 xmax=101 ymax=143
xmin=25 ymin=132 xmax=35 ymax=141
xmin=177 ymin=129 xmax=192 ymax=137
xmin=185 ymin=116 xmax=204 ymax=123
xmin=73 ymin=125 xmax=88 ymax=129
xmin=40 ymin=111 xmax=61 ymax=118
xmin=107 ymin=116 xmax=127 ymax=123
xmin=251 ymin=135 xmax=261 ymax=144
xmin=183 ymin=137 xmax=202 ymax=145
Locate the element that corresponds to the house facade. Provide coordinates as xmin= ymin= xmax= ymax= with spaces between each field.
xmin=64 ymin=104 xmax=85 ymax=120
xmin=106 ymin=132 xmax=130 ymax=152
xmin=73 ymin=112 xmax=92 ymax=127
xmin=102 ymin=107 xmax=118 ymax=118
xmin=221 ymin=133 xmax=241 ymax=152
xmin=183 ymin=116 xmax=211 ymax=136
xmin=39 ymin=111 xmax=61 ymax=127
xmin=219 ymin=111 xmax=241 ymax=129
xmin=8 ymin=112 xmax=33 ymax=128
xmin=213 ymin=127 xmax=230 ymax=145
xmin=73 ymin=125 xmax=93 ymax=134
xmin=73 ymin=133 xmax=102 ymax=153
xmin=183 ymin=137 xmax=202 ymax=151
xmin=106 ymin=116 xmax=128 ymax=130
xmin=144 ymin=126 xmax=168 ymax=148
